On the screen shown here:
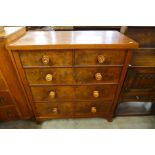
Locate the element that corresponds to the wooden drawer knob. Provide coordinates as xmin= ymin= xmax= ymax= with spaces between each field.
xmin=97 ymin=55 xmax=105 ymax=64
xmin=49 ymin=91 xmax=55 ymax=99
xmin=45 ymin=74 xmax=53 ymax=82
xmin=95 ymin=73 xmax=102 ymax=81
xmin=42 ymin=55 xmax=50 ymax=65
xmin=52 ymin=108 xmax=58 ymax=113
xmin=91 ymin=107 xmax=97 ymax=113
xmin=93 ymin=91 xmax=99 ymax=98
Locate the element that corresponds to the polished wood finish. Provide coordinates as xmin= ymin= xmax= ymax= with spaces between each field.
xmin=0 ymin=71 xmax=7 ymax=91
xmin=19 ymin=50 xmax=73 ymax=67
xmin=8 ymin=31 xmax=138 ymax=50
xmin=75 ymin=50 xmax=125 ymax=66
xmin=25 ymin=67 xmax=122 ymax=85
xmin=31 ymin=85 xmax=117 ymax=102
xmin=8 ymin=30 xmax=138 ymax=122
xmin=0 ymin=27 xmax=32 ymax=121
xmin=35 ymin=101 xmax=111 ymax=117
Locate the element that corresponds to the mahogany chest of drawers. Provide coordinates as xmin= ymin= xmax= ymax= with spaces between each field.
xmin=7 ymin=31 xmax=138 ymax=122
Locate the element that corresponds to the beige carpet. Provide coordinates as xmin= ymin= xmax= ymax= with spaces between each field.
xmin=0 ymin=116 xmax=155 ymax=129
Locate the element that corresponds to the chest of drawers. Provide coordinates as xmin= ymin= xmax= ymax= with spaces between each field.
xmin=7 ymin=31 xmax=138 ymax=122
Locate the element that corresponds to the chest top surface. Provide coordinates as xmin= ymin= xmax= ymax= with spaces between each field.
xmin=7 ymin=31 xmax=138 ymax=50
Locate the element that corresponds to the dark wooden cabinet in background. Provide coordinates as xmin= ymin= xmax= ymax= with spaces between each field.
xmin=116 ymin=27 xmax=155 ymax=116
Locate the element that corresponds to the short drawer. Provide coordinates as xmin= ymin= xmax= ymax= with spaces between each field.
xmin=19 ymin=50 xmax=73 ymax=67
xmin=130 ymin=49 xmax=155 ymax=67
xmin=25 ymin=68 xmax=75 ymax=85
xmin=35 ymin=101 xmax=111 ymax=116
xmin=0 ymin=91 xmax=14 ymax=106
xmin=75 ymin=67 xmax=122 ymax=84
xmin=0 ymin=106 xmax=19 ymax=121
xmin=75 ymin=49 xmax=125 ymax=66
xmin=31 ymin=85 xmax=117 ymax=102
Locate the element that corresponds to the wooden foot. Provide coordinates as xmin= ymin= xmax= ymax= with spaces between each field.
xmin=106 ymin=116 xmax=113 ymax=122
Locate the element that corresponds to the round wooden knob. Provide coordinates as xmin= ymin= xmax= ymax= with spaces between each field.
xmin=42 ymin=55 xmax=50 ymax=65
xmin=93 ymin=91 xmax=99 ymax=98
xmin=49 ymin=91 xmax=55 ymax=99
xmin=91 ymin=107 xmax=97 ymax=113
xmin=97 ymin=55 xmax=105 ymax=64
xmin=52 ymin=108 xmax=58 ymax=113
xmin=95 ymin=73 xmax=102 ymax=81
xmin=45 ymin=74 xmax=53 ymax=82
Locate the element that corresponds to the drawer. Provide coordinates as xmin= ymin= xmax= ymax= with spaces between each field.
xmin=75 ymin=85 xmax=117 ymax=101
xmin=0 ymin=91 xmax=14 ymax=106
xmin=25 ymin=68 xmax=75 ymax=85
xmin=0 ymin=106 xmax=19 ymax=121
xmin=35 ymin=101 xmax=111 ymax=116
xmin=75 ymin=50 xmax=125 ymax=66
xmin=130 ymin=49 xmax=155 ymax=67
xmin=75 ymin=67 xmax=122 ymax=84
xmin=19 ymin=50 xmax=73 ymax=67
xmin=25 ymin=67 xmax=122 ymax=85
xmin=31 ymin=86 xmax=75 ymax=101
xmin=31 ymin=85 xmax=117 ymax=101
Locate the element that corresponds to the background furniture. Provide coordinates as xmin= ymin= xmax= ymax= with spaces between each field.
xmin=0 ymin=27 xmax=32 ymax=121
xmin=116 ymin=27 xmax=155 ymax=116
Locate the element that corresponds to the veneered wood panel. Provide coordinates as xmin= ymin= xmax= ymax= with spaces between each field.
xmin=75 ymin=50 xmax=125 ymax=66
xmin=19 ymin=50 xmax=73 ymax=67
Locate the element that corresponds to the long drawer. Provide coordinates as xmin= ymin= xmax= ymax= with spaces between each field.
xmin=35 ymin=101 xmax=111 ymax=116
xmin=25 ymin=67 xmax=122 ymax=85
xmin=31 ymin=85 xmax=117 ymax=102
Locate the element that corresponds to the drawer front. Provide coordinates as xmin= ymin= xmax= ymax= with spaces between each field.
xmin=0 ymin=106 xmax=19 ymax=121
xmin=130 ymin=49 xmax=155 ymax=67
xmin=75 ymin=67 xmax=122 ymax=84
xmin=25 ymin=67 xmax=122 ymax=85
xmin=25 ymin=68 xmax=75 ymax=85
xmin=75 ymin=85 xmax=117 ymax=101
xmin=75 ymin=50 xmax=125 ymax=66
xmin=31 ymin=85 xmax=116 ymax=101
xmin=19 ymin=50 xmax=73 ymax=67
xmin=0 ymin=91 xmax=14 ymax=106
xmin=35 ymin=101 xmax=111 ymax=116
xmin=31 ymin=86 xmax=75 ymax=101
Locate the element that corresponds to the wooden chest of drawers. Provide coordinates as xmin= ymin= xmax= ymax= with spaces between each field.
xmin=7 ymin=31 xmax=138 ymax=122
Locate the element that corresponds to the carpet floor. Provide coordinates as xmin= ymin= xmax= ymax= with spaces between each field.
xmin=0 ymin=116 xmax=155 ymax=129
